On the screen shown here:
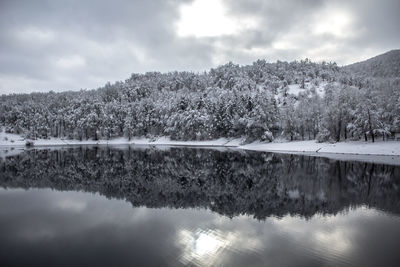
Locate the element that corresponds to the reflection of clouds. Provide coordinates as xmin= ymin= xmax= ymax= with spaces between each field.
xmin=18 ymin=227 xmax=56 ymax=241
xmin=176 ymin=221 xmax=266 ymax=266
xmin=177 ymin=229 xmax=229 ymax=266
xmin=55 ymin=198 xmax=87 ymax=212
xmin=1 ymin=188 xmax=399 ymax=266
xmin=266 ymin=209 xmax=384 ymax=265
xmin=313 ymin=228 xmax=351 ymax=256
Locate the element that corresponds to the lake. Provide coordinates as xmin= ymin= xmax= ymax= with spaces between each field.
xmin=0 ymin=146 xmax=400 ymax=267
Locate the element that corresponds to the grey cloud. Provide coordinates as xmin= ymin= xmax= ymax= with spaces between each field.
xmin=0 ymin=0 xmax=398 ymax=94
xmin=347 ymin=0 xmax=400 ymax=47
xmin=221 ymin=0 xmax=399 ymax=64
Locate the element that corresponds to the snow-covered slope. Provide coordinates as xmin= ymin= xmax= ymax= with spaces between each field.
xmin=344 ymin=49 xmax=400 ymax=78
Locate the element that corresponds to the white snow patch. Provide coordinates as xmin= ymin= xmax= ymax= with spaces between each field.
xmin=287 ymin=84 xmax=305 ymax=96
xmin=241 ymin=140 xmax=400 ymax=156
xmin=286 ymin=82 xmax=328 ymax=97
xmin=288 ymin=189 xmax=300 ymax=199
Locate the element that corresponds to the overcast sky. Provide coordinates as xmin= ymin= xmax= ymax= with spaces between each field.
xmin=0 ymin=0 xmax=399 ymax=94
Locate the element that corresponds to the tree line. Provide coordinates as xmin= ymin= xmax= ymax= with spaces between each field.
xmin=1 ymin=59 xmax=399 ymax=142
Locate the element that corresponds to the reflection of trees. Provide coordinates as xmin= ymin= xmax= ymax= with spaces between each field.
xmin=1 ymin=147 xmax=399 ymax=219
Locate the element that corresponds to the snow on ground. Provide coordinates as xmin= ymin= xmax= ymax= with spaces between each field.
xmin=0 ymin=131 xmax=245 ymax=149
xmin=241 ymin=140 xmax=400 ymax=166
xmin=242 ymin=140 xmax=400 ymax=156
xmin=128 ymin=136 xmax=243 ymax=147
xmin=243 ymin=140 xmax=322 ymax=153
xmin=0 ymin=131 xmax=26 ymax=146
xmin=287 ymin=84 xmax=304 ymax=95
xmin=287 ymin=81 xmax=328 ymax=97
xmin=1 ymin=131 xmax=399 ymax=165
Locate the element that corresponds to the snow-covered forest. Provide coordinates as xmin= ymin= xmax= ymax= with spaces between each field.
xmin=1 ymin=50 xmax=399 ymax=143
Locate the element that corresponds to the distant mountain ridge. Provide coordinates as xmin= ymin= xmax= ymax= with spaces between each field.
xmin=344 ymin=49 xmax=400 ymax=78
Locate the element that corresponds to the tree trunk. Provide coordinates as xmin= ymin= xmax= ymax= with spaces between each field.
xmin=336 ymin=117 xmax=342 ymax=142
xmin=367 ymin=109 xmax=374 ymax=142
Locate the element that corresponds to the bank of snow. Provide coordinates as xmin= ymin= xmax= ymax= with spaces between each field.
xmin=242 ymin=140 xmax=400 ymax=166
xmin=242 ymin=140 xmax=400 ymax=156
xmin=0 ymin=131 xmax=242 ymax=148
xmin=1 ymin=131 xmax=399 ymax=165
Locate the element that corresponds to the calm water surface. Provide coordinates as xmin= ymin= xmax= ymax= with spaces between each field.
xmin=0 ymin=146 xmax=400 ymax=267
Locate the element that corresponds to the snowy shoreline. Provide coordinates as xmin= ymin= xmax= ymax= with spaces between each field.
xmin=1 ymin=132 xmax=400 ymax=165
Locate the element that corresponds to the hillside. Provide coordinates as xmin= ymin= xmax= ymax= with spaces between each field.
xmin=0 ymin=51 xmax=399 ymax=144
xmin=344 ymin=49 xmax=400 ymax=78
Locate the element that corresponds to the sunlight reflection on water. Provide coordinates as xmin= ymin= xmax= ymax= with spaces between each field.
xmin=178 ymin=229 xmax=229 ymax=266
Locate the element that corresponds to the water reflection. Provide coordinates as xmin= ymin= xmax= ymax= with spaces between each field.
xmin=1 ymin=147 xmax=399 ymax=218
xmin=0 ymin=147 xmax=400 ymax=266
xmin=178 ymin=228 xmax=228 ymax=266
xmin=0 ymin=188 xmax=399 ymax=267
